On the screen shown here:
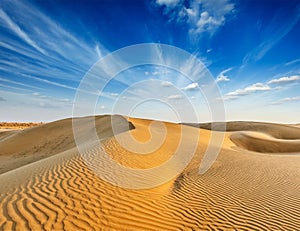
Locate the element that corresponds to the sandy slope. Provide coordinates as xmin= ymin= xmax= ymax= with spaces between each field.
xmin=0 ymin=115 xmax=133 ymax=174
xmin=187 ymin=121 xmax=300 ymax=153
xmin=0 ymin=117 xmax=300 ymax=230
xmin=230 ymin=131 xmax=300 ymax=153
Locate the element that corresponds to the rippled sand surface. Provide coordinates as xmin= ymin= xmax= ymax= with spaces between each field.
xmin=1 ymin=116 xmax=300 ymax=230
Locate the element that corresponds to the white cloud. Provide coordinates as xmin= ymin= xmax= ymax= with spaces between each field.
xmin=100 ymin=105 xmax=106 ymax=109
xmin=222 ymin=73 xmax=299 ymax=101
xmin=154 ymin=0 xmax=234 ymax=35
xmin=0 ymin=96 xmax=6 ymax=101
xmin=216 ymin=75 xmax=230 ymax=83
xmin=244 ymin=83 xmax=271 ymax=92
xmin=32 ymin=92 xmax=40 ymax=96
xmin=182 ymin=82 xmax=199 ymax=90
xmin=267 ymin=75 xmax=300 ymax=84
xmin=223 ymin=83 xmax=272 ymax=100
xmin=216 ymin=67 xmax=232 ymax=83
xmin=156 ymin=0 xmax=180 ymax=7
xmin=167 ymin=94 xmax=183 ymax=99
xmin=271 ymin=96 xmax=300 ymax=105
xmin=161 ymin=81 xmax=173 ymax=87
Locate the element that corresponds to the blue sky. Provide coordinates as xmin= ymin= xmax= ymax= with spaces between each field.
xmin=0 ymin=0 xmax=299 ymax=122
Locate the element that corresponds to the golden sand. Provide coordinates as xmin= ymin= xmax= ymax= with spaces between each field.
xmin=0 ymin=116 xmax=300 ymax=230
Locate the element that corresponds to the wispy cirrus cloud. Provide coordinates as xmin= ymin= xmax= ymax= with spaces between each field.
xmin=271 ymin=96 xmax=300 ymax=105
xmin=0 ymin=0 xmax=107 ymax=95
xmin=285 ymin=58 xmax=300 ymax=66
xmin=0 ymin=83 xmax=33 ymax=93
xmin=0 ymin=77 xmax=42 ymax=90
xmin=242 ymin=7 xmax=300 ymax=64
xmin=0 ymin=8 xmax=46 ymax=55
xmin=21 ymin=74 xmax=77 ymax=91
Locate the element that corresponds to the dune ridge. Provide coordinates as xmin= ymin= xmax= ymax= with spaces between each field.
xmin=185 ymin=121 xmax=300 ymax=153
xmin=0 ymin=115 xmax=133 ymax=174
xmin=0 ymin=117 xmax=300 ymax=229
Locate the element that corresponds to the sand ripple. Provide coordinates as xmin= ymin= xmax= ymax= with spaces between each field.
xmin=1 ymin=119 xmax=300 ymax=230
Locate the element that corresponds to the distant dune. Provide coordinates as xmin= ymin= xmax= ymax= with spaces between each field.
xmin=1 ymin=116 xmax=300 ymax=230
xmin=185 ymin=121 xmax=300 ymax=153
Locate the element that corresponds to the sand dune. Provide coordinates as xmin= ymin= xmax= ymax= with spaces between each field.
xmin=230 ymin=131 xmax=300 ymax=153
xmin=0 ymin=115 xmax=133 ymax=174
xmin=1 ymin=117 xmax=300 ymax=230
xmin=187 ymin=121 xmax=300 ymax=153
xmin=186 ymin=121 xmax=300 ymax=139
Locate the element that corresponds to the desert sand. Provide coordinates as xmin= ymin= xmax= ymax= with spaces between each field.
xmin=1 ymin=115 xmax=300 ymax=230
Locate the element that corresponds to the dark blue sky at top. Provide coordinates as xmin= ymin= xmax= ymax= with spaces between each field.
xmin=32 ymin=0 xmax=300 ymax=66
xmin=0 ymin=0 xmax=300 ymax=122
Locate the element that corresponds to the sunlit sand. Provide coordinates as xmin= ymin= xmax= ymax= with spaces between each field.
xmin=1 ymin=115 xmax=300 ymax=230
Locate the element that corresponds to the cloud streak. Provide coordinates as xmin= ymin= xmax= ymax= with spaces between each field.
xmin=167 ymin=94 xmax=183 ymax=100
xmin=243 ymin=7 xmax=300 ymax=64
xmin=271 ymin=96 xmax=300 ymax=105
xmin=223 ymin=83 xmax=273 ymax=100
xmin=0 ymin=0 xmax=108 ymax=96
xmin=0 ymin=8 xmax=46 ymax=55
xmin=268 ymin=75 xmax=300 ymax=84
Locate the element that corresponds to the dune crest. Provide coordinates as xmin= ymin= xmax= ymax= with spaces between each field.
xmin=0 ymin=115 xmax=133 ymax=174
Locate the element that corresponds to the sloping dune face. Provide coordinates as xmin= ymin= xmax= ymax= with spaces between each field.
xmin=230 ymin=131 xmax=300 ymax=153
xmin=226 ymin=123 xmax=300 ymax=153
xmin=0 ymin=115 xmax=133 ymax=174
xmin=1 ymin=119 xmax=300 ymax=230
xmin=187 ymin=121 xmax=300 ymax=153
